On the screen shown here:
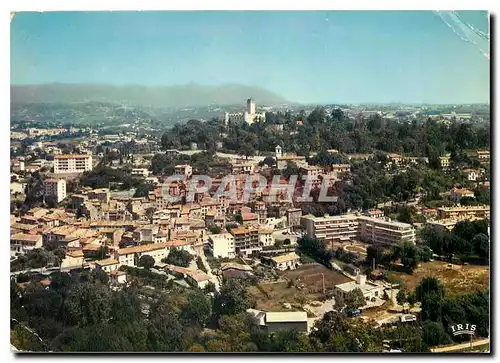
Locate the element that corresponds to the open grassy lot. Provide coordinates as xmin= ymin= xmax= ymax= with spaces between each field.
xmin=248 ymin=263 xmax=351 ymax=311
xmin=389 ymin=261 xmax=489 ymax=295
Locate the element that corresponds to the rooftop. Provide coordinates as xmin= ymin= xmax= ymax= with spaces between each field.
xmin=265 ymin=311 xmax=308 ymax=323
xmin=118 ymin=243 xmax=169 ymax=255
xmin=55 ymin=154 xmax=91 ymax=159
xmin=271 ymin=252 xmax=299 ymax=264
xmin=95 ymin=258 xmax=119 ymax=267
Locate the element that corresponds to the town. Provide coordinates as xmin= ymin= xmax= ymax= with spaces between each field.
xmin=10 ymin=9 xmax=490 ymax=354
xmin=10 ymin=96 xmax=490 ymax=353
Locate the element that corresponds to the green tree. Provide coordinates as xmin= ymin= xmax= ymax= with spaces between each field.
xmin=416 ymin=277 xmax=445 ymax=301
xmin=165 ymin=248 xmax=194 ymax=267
xmin=392 ymin=241 xmax=421 ymax=272
xmin=181 ymin=290 xmax=212 ymax=328
xmin=472 ymin=233 xmax=489 ymax=262
xmin=344 ymin=288 xmax=367 ymax=312
xmin=63 ymin=282 xmax=112 ymax=327
xmin=270 ymin=329 xmax=313 ymax=352
xmin=213 ymin=279 xmax=254 ymax=317
xmin=90 ymin=269 xmax=109 ymax=284
xmin=234 ymin=213 xmax=243 ymax=224
xmin=138 ymin=255 xmax=155 ymax=270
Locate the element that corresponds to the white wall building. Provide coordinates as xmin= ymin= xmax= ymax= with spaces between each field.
xmin=208 ymin=233 xmax=236 ymax=259
xmin=54 ymin=154 xmax=93 ymax=174
xmin=44 ymin=178 xmax=67 ymax=203
xmin=270 ymin=252 xmax=300 ymax=271
xmin=11 ymin=233 xmax=43 ymax=257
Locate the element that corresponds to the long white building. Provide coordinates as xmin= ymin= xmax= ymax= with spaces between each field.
xmin=301 ymin=214 xmax=415 ymax=246
xmin=53 ymin=154 xmax=93 ymax=174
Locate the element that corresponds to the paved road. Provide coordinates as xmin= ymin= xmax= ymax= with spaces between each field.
xmin=10 ymin=266 xmax=77 ymax=277
xmin=430 ymin=338 xmax=489 ymax=353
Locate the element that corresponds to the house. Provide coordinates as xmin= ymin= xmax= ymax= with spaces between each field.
xmin=165 ymin=264 xmax=211 ymax=289
xmin=247 ymin=309 xmax=309 ymax=334
xmin=10 ymin=233 xmax=43 ymax=257
xmin=388 ymin=153 xmax=402 ymax=165
xmin=270 ymin=252 xmax=300 ymax=271
xmin=422 ymin=208 xmax=438 ymax=219
xmin=185 ymin=270 xmax=212 ymax=289
xmin=109 ymin=270 xmax=127 ymax=284
xmin=450 ymin=187 xmax=475 ymax=203
xmin=331 ymin=164 xmax=351 ymax=175
xmin=365 ymin=209 xmax=384 ymax=219
xmin=95 ymin=258 xmax=120 ymax=273
xmin=463 ymin=169 xmax=481 ymax=182
xmin=335 ymin=274 xmax=385 ymax=305
xmin=60 ymin=250 xmax=84 ymax=269
xmin=476 ymin=150 xmax=490 ymax=163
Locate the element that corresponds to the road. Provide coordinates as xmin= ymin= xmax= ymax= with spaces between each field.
xmin=195 ymin=246 xmax=220 ymax=292
xmin=430 ymin=338 xmax=490 ymax=353
xmin=10 ymin=266 xmax=78 ymax=277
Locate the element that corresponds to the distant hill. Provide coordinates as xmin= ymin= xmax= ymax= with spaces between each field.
xmin=10 ymin=83 xmax=287 ymax=108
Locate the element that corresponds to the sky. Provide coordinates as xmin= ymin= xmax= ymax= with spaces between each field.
xmin=11 ymin=11 xmax=490 ymax=104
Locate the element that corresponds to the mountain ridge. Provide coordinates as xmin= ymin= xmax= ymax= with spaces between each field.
xmin=10 ymin=83 xmax=288 ymax=108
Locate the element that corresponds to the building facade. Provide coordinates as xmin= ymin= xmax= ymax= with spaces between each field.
xmin=44 ymin=178 xmax=67 ymax=203
xmin=54 ymin=154 xmax=93 ymax=174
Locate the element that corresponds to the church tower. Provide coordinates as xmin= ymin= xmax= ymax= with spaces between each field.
xmin=275 ymin=145 xmax=282 ymax=159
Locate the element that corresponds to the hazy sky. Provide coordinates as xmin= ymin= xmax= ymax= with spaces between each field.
xmin=11 ymin=11 xmax=490 ymax=104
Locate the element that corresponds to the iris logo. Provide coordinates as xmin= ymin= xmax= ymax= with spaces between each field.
xmin=450 ymin=323 xmax=477 ymax=336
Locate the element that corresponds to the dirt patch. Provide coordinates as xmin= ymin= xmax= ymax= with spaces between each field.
xmin=389 ymin=261 xmax=489 ymax=295
xmin=248 ymin=263 xmax=351 ymax=311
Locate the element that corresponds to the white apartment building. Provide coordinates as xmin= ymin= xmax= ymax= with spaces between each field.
xmin=54 ymin=154 xmax=93 ymax=174
xmin=208 ymin=233 xmax=236 ymax=259
xmin=44 ymin=178 xmax=67 ymax=203
xmin=301 ymin=214 xmax=359 ymax=244
xmin=301 ymin=214 xmax=416 ymax=246
xmin=357 ymin=216 xmax=416 ymax=246
xmin=437 ymin=205 xmax=490 ymax=221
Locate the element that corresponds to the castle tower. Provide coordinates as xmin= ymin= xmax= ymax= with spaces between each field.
xmin=247 ymin=98 xmax=256 ymax=115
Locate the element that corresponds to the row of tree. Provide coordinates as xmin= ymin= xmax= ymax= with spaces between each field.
xmin=160 ymin=109 xmax=489 ymax=161
xmin=420 ymin=219 xmax=489 ymax=264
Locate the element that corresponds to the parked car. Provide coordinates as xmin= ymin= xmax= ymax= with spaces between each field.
xmin=400 ymin=314 xmax=417 ymax=323
xmin=347 ymin=309 xmax=361 ymax=317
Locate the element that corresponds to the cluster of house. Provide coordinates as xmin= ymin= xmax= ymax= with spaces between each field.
xmin=423 ymin=204 xmax=490 ymax=233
